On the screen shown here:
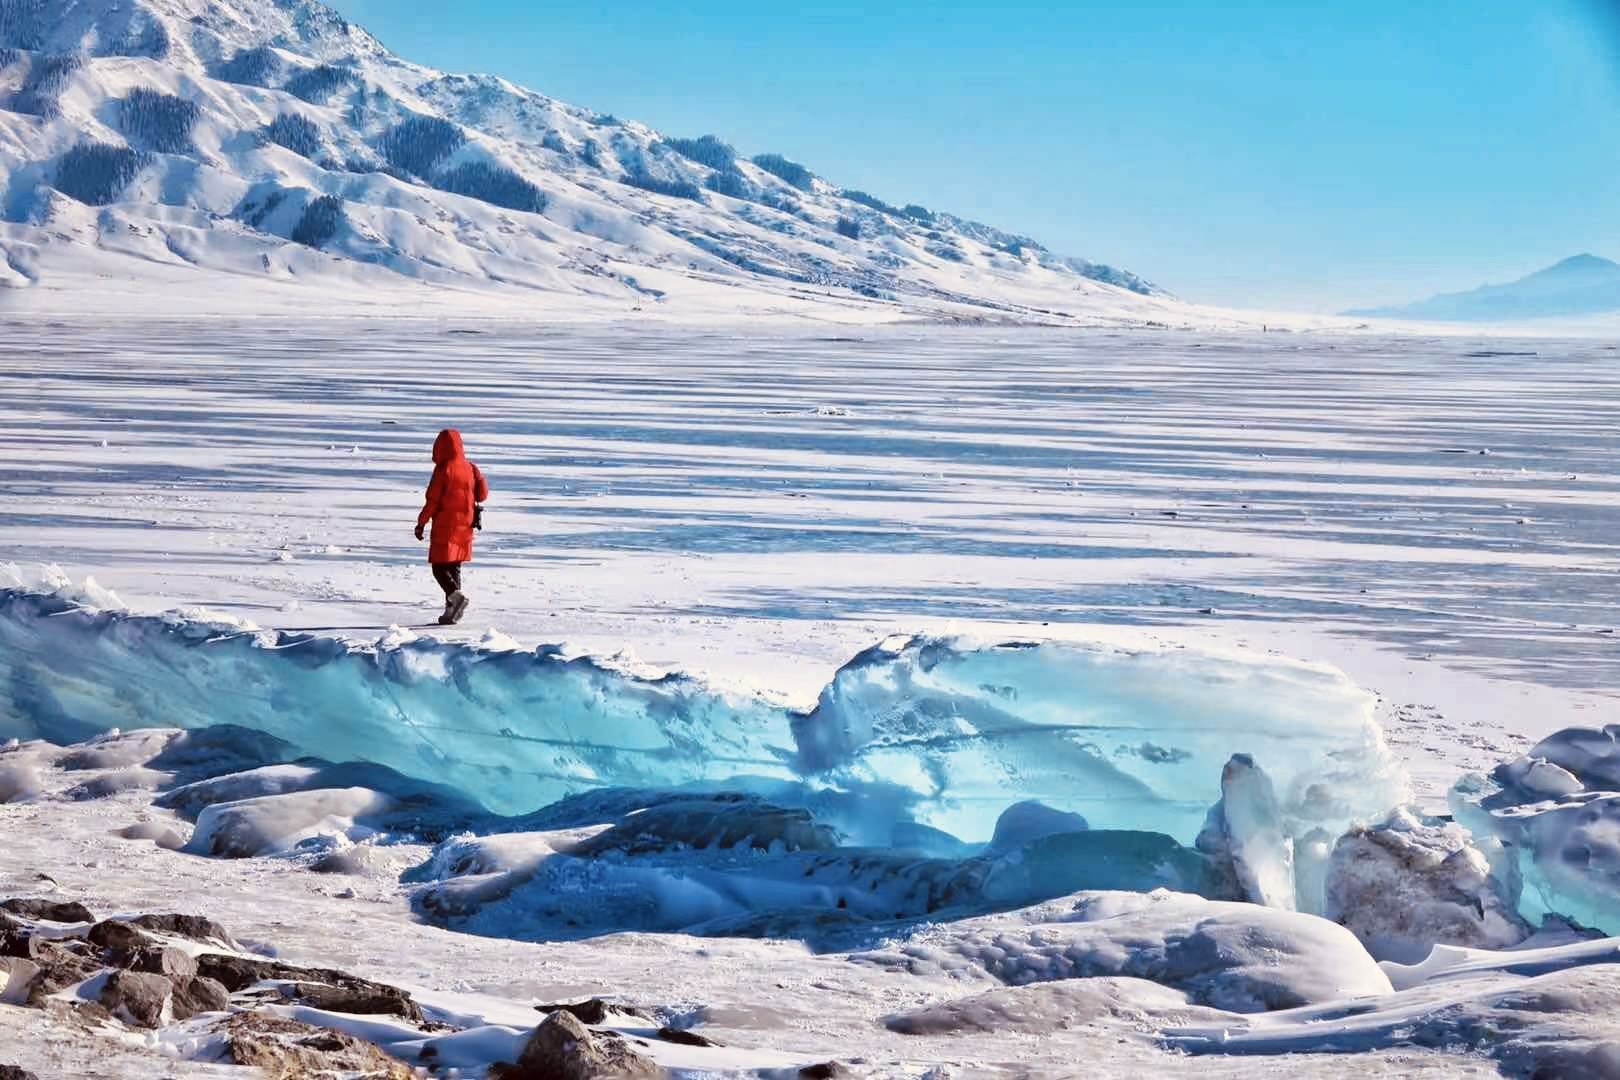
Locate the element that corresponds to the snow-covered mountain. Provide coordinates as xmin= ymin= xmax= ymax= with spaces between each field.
xmin=1347 ymin=254 xmax=1620 ymax=323
xmin=0 ymin=0 xmax=1178 ymax=321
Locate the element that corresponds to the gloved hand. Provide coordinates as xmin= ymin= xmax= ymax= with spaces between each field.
xmin=414 ymin=524 xmax=425 ymax=542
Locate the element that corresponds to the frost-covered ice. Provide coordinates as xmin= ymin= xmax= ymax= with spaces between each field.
xmin=1452 ymin=723 xmax=1620 ymax=936
xmin=0 ymin=586 xmax=1407 ymax=850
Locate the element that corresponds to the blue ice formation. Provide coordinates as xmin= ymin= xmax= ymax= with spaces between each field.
xmin=0 ymin=586 xmax=1405 ymax=848
xmin=1452 ymin=725 xmax=1620 ymax=935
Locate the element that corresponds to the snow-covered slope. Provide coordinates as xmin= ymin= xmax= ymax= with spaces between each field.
xmin=1347 ymin=254 xmax=1620 ymax=322
xmin=0 ymin=0 xmax=1180 ymax=322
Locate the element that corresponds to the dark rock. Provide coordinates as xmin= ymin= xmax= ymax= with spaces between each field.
xmin=215 ymin=1011 xmax=413 ymax=1078
xmin=22 ymin=942 xmax=102 ymax=1004
xmin=535 ymin=996 xmax=649 ymax=1024
xmin=99 ymin=970 xmax=174 ymax=1029
xmin=0 ymin=1066 xmax=41 ymax=1080
xmin=116 ymin=945 xmax=198 ymax=986
xmin=196 ymin=953 xmax=423 ymax=1023
xmin=800 ymin=1065 xmax=851 ymax=1079
xmin=656 ymin=1025 xmax=719 ymax=1047
xmin=514 ymin=1010 xmax=660 ymax=1079
xmin=173 ymin=975 xmax=231 ymax=1019
xmin=284 ymin=980 xmax=421 ymax=1019
xmin=0 ymin=899 xmax=95 ymax=924
xmin=88 ymin=919 xmax=151 ymax=951
xmin=129 ymin=913 xmax=233 ymax=944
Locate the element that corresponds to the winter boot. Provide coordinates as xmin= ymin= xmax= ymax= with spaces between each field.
xmin=447 ymin=590 xmax=470 ymax=625
xmin=436 ymin=595 xmax=455 ymax=626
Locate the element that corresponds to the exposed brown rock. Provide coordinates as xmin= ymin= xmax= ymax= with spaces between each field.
xmin=512 ymin=1009 xmax=660 ymax=1080
xmin=0 ymin=1065 xmax=41 ymax=1080
xmin=799 ymin=1064 xmax=852 ymax=1079
xmin=655 ymin=1026 xmax=719 ymax=1047
xmin=87 ymin=919 xmax=152 ymax=951
xmin=99 ymin=970 xmax=174 ymax=1029
xmin=129 ymin=913 xmax=233 ymax=943
xmin=173 ymin=975 xmax=232 ymax=1019
xmin=535 ymin=997 xmax=649 ymax=1024
xmin=196 ymin=953 xmax=424 ymax=1023
xmin=115 ymin=944 xmax=198 ymax=986
xmin=0 ymin=899 xmax=95 ymax=924
xmin=22 ymin=942 xmax=103 ymax=1005
xmin=215 ymin=1012 xmax=414 ymax=1079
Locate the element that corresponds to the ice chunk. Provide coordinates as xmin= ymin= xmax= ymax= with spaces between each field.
xmin=987 ymin=800 xmax=1088 ymax=853
xmin=0 ymin=590 xmax=1406 ymax=846
xmin=855 ymin=889 xmax=1392 ymax=1012
xmin=797 ymin=635 xmax=1406 ymax=843
xmin=1196 ymin=754 xmax=1296 ymax=910
xmin=1452 ymin=725 xmax=1620 ymax=935
xmin=0 ymin=587 xmax=796 ymax=816
xmin=1324 ymin=808 xmax=1529 ymax=963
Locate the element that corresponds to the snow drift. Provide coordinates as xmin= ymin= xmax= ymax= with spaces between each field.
xmin=0 ymin=585 xmax=1407 ymax=852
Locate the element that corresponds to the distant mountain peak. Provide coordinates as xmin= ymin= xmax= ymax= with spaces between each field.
xmin=1545 ymin=253 xmax=1618 ymax=274
xmin=1345 ymin=255 xmax=1620 ymax=323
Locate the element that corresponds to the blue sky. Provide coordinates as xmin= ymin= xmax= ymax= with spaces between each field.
xmin=328 ymin=1 xmax=1619 ymax=312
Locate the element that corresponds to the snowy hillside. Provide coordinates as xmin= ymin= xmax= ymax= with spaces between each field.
xmin=0 ymin=0 xmax=1182 ymax=322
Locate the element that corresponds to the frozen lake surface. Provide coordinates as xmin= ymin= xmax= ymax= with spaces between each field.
xmin=4 ymin=319 xmax=1620 ymax=1078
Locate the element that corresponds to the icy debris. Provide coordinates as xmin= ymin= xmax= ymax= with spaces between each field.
xmin=1323 ymin=808 xmax=1529 ymax=963
xmin=855 ymin=889 xmax=1392 ymax=1012
xmin=1452 ymin=724 xmax=1620 ymax=934
xmin=31 ymin=567 xmax=122 ymax=610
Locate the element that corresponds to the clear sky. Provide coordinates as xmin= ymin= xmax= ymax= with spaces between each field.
xmin=327 ymin=0 xmax=1619 ymax=312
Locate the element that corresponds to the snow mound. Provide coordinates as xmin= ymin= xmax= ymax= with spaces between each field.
xmin=1166 ymin=961 xmax=1620 ymax=1076
xmin=884 ymin=976 xmax=1230 ymax=1036
xmin=1452 ymin=724 xmax=1620 ymax=934
xmin=854 ymin=888 xmax=1393 ymax=1012
xmin=0 ymin=588 xmax=1407 ymax=850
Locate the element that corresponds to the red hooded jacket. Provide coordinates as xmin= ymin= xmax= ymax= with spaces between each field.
xmin=417 ymin=429 xmax=489 ymax=564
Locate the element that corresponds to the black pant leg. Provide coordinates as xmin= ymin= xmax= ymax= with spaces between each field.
xmin=431 ymin=563 xmax=460 ymax=596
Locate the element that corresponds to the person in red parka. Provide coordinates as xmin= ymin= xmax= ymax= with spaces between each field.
xmin=414 ymin=429 xmax=489 ymax=625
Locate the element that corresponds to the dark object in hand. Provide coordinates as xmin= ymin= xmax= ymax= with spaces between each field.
xmin=473 ymin=504 xmax=484 ymax=531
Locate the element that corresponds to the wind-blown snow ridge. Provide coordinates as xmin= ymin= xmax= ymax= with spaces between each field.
xmin=0 ymin=583 xmax=1406 ymax=847
xmin=0 ymin=0 xmax=1178 ymax=322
